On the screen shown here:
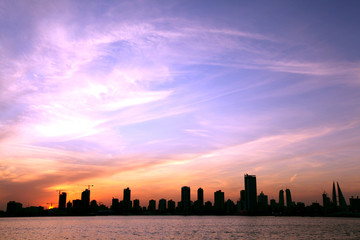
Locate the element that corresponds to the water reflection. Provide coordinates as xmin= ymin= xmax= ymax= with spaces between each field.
xmin=1 ymin=216 xmax=360 ymax=239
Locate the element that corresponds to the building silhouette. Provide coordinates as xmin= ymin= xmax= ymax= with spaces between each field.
xmin=133 ymin=199 xmax=141 ymax=213
xmin=332 ymin=181 xmax=337 ymax=206
xmin=349 ymin=196 xmax=360 ymax=212
xmin=168 ymin=200 xmax=175 ymax=213
xmin=81 ymin=189 xmax=90 ymax=212
xmin=337 ymin=182 xmax=347 ymax=209
xmin=67 ymin=201 xmax=72 ymax=209
xmin=258 ymin=191 xmax=268 ymax=206
xmin=214 ymin=190 xmax=225 ymax=213
xmin=111 ymin=198 xmax=119 ymax=213
xmin=58 ymin=192 xmax=67 ymax=210
xmin=6 ymin=201 xmax=22 ymax=216
xmin=90 ymin=200 xmax=98 ymax=212
xmin=159 ymin=199 xmax=166 ymax=213
xmin=225 ymin=199 xmax=235 ymax=214
xmin=279 ymin=189 xmax=285 ymax=207
xmin=239 ymin=189 xmax=246 ymax=211
xmin=122 ymin=187 xmax=132 ymax=211
xmin=148 ymin=199 xmax=156 ymax=212
xmin=72 ymin=199 xmax=82 ymax=213
xmin=204 ymin=201 xmax=212 ymax=213
xmin=244 ymin=174 xmax=257 ymax=212
xmin=124 ymin=187 xmax=131 ymax=202
xmin=181 ymin=186 xmax=191 ymax=213
xmin=198 ymin=188 xmax=204 ymax=206
xmin=285 ymin=188 xmax=292 ymax=207
xmin=322 ymin=192 xmax=331 ymax=208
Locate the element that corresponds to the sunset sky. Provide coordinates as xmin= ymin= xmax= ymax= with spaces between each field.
xmin=1 ymin=0 xmax=360 ymax=210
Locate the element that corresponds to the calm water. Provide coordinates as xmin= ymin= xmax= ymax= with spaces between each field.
xmin=1 ymin=216 xmax=360 ymax=239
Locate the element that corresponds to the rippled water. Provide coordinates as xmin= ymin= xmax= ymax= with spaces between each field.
xmin=1 ymin=216 xmax=360 ymax=239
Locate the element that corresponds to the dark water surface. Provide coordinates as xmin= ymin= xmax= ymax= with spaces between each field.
xmin=1 ymin=216 xmax=360 ymax=239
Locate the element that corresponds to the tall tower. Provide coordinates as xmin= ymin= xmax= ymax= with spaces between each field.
xmin=58 ymin=192 xmax=67 ymax=210
xmin=285 ymin=188 xmax=292 ymax=207
xmin=279 ymin=190 xmax=285 ymax=207
xmin=214 ymin=190 xmax=225 ymax=212
xmin=244 ymin=174 xmax=257 ymax=212
xmin=181 ymin=186 xmax=191 ymax=212
xmin=337 ymin=182 xmax=347 ymax=208
xmin=123 ymin=187 xmax=131 ymax=202
xmin=197 ymin=188 xmax=204 ymax=206
xmin=332 ymin=181 xmax=337 ymax=206
xmin=81 ymin=189 xmax=90 ymax=211
xmin=123 ymin=187 xmax=132 ymax=210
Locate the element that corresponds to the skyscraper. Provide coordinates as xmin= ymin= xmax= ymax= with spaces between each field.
xmin=285 ymin=188 xmax=292 ymax=207
xmin=181 ymin=186 xmax=191 ymax=213
xmin=279 ymin=189 xmax=285 ymax=207
xmin=168 ymin=200 xmax=175 ymax=213
xmin=58 ymin=192 xmax=67 ymax=210
xmin=332 ymin=181 xmax=337 ymax=206
xmin=123 ymin=187 xmax=132 ymax=211
xmin=244 ymin=174 xmax=257 ymax=212
xmin=148 ymin=199 xmax=156 ymax=212
xmin=81 ymin=189 xmax=90 ymax=211
xmin=337 ymin=182 xmax=347 ymax=208
xmin=159 ymin=199 xmax=166 ymax=213
xmin=214 ymin=190 xmax=225 ymax=212
xmin=123 ymin=187 xmax=131 ymax=202
xmin=198 ymin=188 xmax=204 ymax=206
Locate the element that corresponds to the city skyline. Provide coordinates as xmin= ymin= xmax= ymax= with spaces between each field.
xmin=4 ymin=174 xmax=360 ymax=216
xmin=1 ymin=1 xmax=360 ymax=210
xmin=1 ymin=175 xmax=354 ymax=212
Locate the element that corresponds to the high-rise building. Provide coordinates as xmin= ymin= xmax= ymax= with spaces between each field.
xmin=279 ymin=190 xmax=285 ymax=207
xmin=58 ymin=192 xmax=67 ymax=210
xmin=332 ymin=181 xmax=337 ymax=206
xmin=133 ymin=199 xmax=140 ymax=211
xmin=168 ymin=200 xmax=175 ymax=213
xmin=81 ymin=189 xmax=90 ymax=211
xmin=285 ymin=188 xmax=292 ymax=207
xmin=214 ymin=190 xmax=225 ymax=212
xmin=337 ymin=182 xmax=347 ymax=208
xmin=198 ymin=188 xmax=204 ymax=206
xmin=159 ymin=199 xmax=166 ymax=213
xmin=181 ymin=186 xmax=191 ymax=212
xmin=123 ymin=187 xmax=131 ymax=202
xmin=244 ymin=174 xmax=257 ymax=212
xmin=122 ymin=187 xmax=132 ymax=211
xmin=148 ymin=200 xmax=156 ymax=212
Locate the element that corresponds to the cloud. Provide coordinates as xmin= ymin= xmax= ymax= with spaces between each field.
xmin=290 ymin=174 xmax=297 ymax=183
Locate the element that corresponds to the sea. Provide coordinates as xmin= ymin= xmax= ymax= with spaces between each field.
xmin=1 ymin=216 xmax=360 ymax=239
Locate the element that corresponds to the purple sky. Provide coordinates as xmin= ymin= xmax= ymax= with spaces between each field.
xmin=1 ymin=0 xmax=360 ymax=209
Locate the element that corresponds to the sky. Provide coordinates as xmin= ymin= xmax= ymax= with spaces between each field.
xmin=1 ymin=0 xmax=360 ymax=210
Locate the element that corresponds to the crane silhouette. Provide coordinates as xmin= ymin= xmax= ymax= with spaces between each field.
xmin=46 ymin=202 xmax=54 ymax=209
